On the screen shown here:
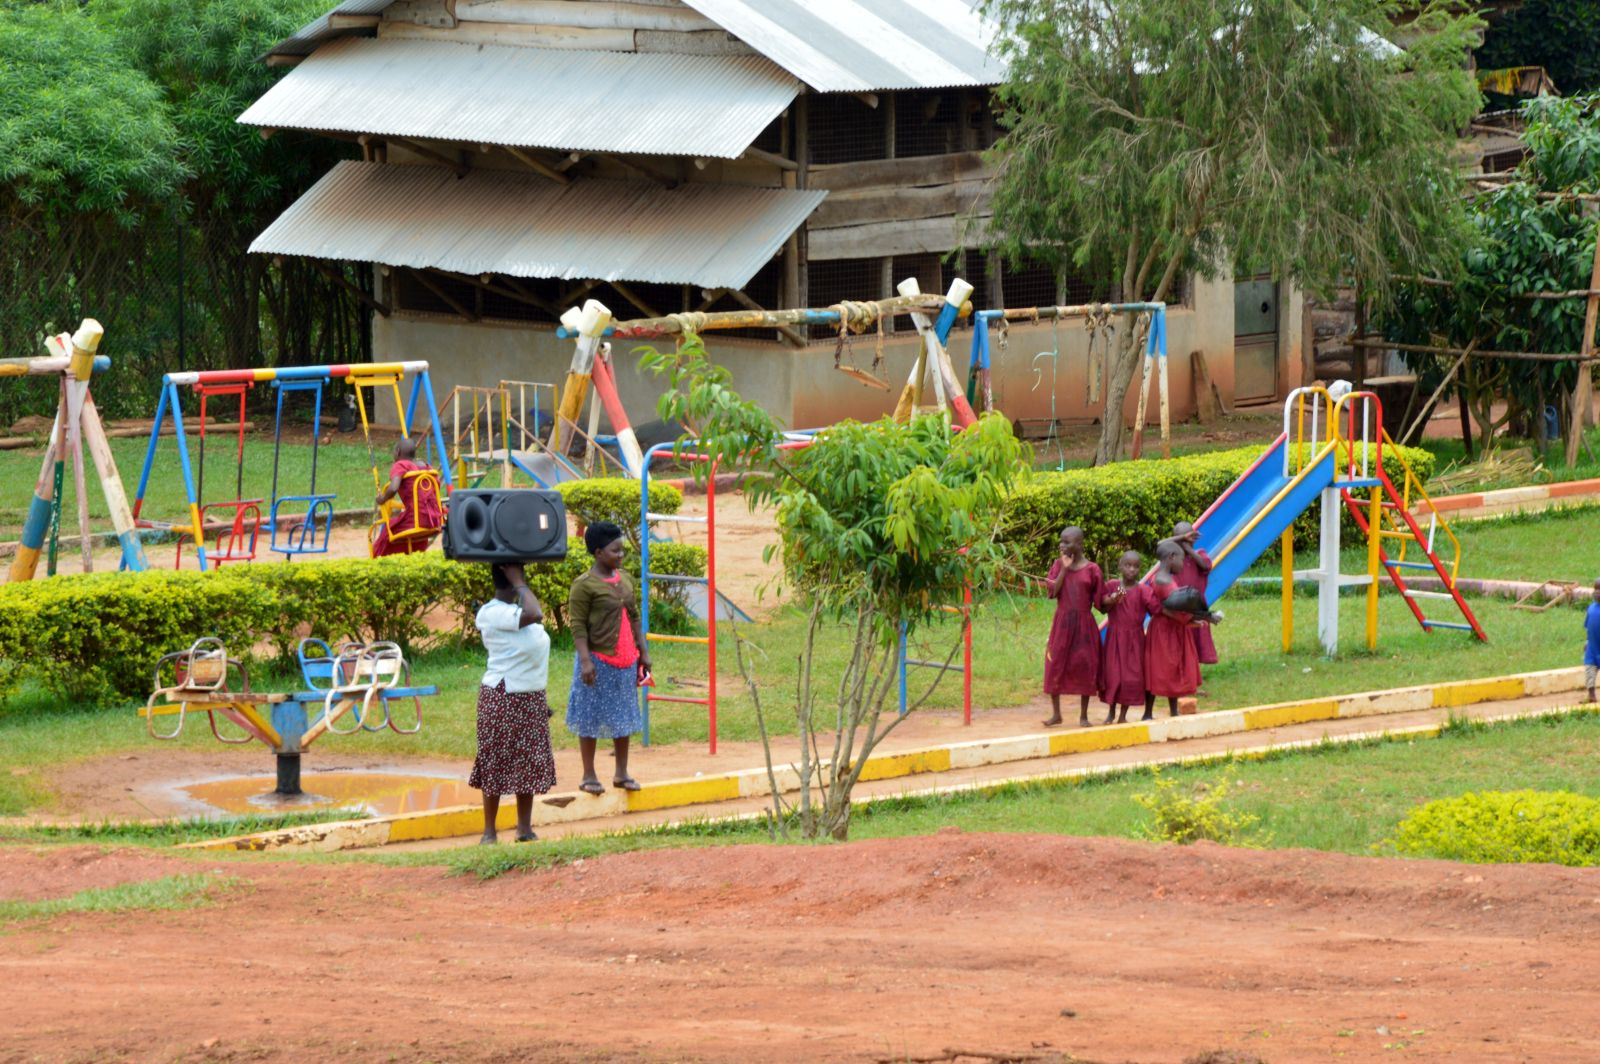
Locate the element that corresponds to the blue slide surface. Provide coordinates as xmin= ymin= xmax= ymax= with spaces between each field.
xmin=1192 ymin=437 xmax=1338 ymax=606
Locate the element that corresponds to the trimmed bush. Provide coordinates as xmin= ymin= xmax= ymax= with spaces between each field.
xmin=1001 ymin=442 xmax=1436 ymax=574
xmin=556 ymin=477 xmax=682 ymax=547
xmin=0 ymin=544 xmax=705 ymax=703
xmin=1388 ymin=790 xmax=1600 ymax=867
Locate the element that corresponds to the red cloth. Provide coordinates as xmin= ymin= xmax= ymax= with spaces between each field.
xmin=372 ymin=459 xmax=442 ymax=558
xmin=592 ymin=574 xmax=641 ymax=669
xmin=1145 ymin=582 xmax=1201 ymax=698
xmin=1043 ymin=560 xmax=1102 ymax=696
xmin=1098 ymin=580 xmax=1153 ymax=707
xmin=1176 ymin=550 xmax=1219 ymax=665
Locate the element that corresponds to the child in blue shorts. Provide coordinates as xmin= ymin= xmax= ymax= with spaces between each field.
xmin=1587 ymin=578 xmax=1600 ymax=704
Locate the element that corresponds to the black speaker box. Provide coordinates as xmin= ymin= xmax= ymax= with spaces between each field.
xmin=442 ymin=489 xmax=568 ymax=563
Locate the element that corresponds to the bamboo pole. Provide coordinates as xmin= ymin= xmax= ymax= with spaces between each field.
xmin=1568 ymin=222 xmax=1600 ymax=466
xmin=1349 ymin=339 xmax=1599 ymax=363
xmin=581 ymin=294 xmax=950 ymax=339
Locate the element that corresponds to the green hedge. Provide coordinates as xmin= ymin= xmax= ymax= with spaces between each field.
xmin=0 ymin=544 xmax=705 ymax=703
xmin=556 ymin=477 xmax=682 ymax=547
xmin=1001 ymin=442 xmax=1436 ymax=574
xmin=1389 ymin=790 xmax=1600 ymax=867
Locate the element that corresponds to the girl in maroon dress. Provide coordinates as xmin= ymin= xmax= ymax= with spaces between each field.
xmin=1144 ymin=539 xmax=1201 ymax=717
xmin=1099 ymin=550 xmax=1153 ymax=724
xmin=1042 ymin=526 xmax=1103 ymax=728
xmin=1172 ymin=520 xmax=1218 ymax=673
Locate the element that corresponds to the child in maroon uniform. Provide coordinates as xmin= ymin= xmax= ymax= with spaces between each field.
xmin=372 ymin=437 xmax=442 ymax=557
xmin=1145 ymin=539 xmax=1201 ymax=717
xmin=1099 ymin=550 xmax=1153 ymax=724
xmin=1042 ymin=526 xmax=1103 ymax=728
xmin=1172 ymin=521 xmax=1218 ymax=674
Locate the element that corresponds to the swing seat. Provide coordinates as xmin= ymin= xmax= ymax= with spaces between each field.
xmin=833 ymin=364 xmax=892 ymax=391
xmin=176 ymin=500 xmax=262 ymax=569
xmin=368 ymin=468 xmax=444 ymax=557
xmin=270 ymin=494 xmax=337 ymax=557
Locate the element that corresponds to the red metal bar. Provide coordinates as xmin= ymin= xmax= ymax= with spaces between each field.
xmin=707 ymin=457 xmax=718 ymax=755
xmin=1193 ymin=431 xmax=1289 ymax=529
xmin=962 ymin=580 xmax=972 ymax=725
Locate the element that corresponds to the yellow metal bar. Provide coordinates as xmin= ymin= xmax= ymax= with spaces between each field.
xmin=390 ymin=379 xmax=408 ymax=437
xmin=1366 ymin=485 xmax=1381 ymax=651
xmin=1281 ymin=527 xmax=1294 ymax=652
xmin=228 ymin=702 xmax=283 ymax=749
xmin=354 ymin=383 xmax=383 ymax=497
xmin=647 ymin=633 xmax=711 ymax=645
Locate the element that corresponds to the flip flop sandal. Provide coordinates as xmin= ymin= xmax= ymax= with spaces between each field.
xmin=578 ymin=780 xmax=605 ymax=796
xmin=612 ymin=777 xmax=642 ymax=792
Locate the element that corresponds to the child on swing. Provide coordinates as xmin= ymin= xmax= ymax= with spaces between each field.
xmin=1042 ymin=526 xmax=1103 ymax=728
xmin=1144 ymin=539 xmax=1202 ymax=717
xmin=372 ymin=437 xmax=442 ymax=557
xmin=1099 ymin=550 xmax=1153 ymax=724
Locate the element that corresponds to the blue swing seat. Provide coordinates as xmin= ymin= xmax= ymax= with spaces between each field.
xmin=270 ymin=494 xmax=337 ymax=557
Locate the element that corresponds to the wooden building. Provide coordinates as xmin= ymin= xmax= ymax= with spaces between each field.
xmin=244 ymin=0 xmax=1305 ymax=432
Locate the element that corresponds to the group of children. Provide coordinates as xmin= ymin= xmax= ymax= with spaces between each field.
xmin=1042 ymin=521 xmax=1220 ymax=728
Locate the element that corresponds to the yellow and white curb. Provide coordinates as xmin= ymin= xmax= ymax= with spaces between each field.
xmin=187 ymin=666 xmax=1588 ymax=853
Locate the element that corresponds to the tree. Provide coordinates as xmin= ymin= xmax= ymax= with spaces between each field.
xmin=642 ymin=336 xmax=1028 ymax=840
xmin=980 ymin=0 xmax=1483 ymax=464
xmin=1379 ymin=94 xmax=1600 ymax=453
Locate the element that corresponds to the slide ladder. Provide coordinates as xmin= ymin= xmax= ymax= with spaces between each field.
xmin=1331 ymin=393 xmax=1485 ymax=641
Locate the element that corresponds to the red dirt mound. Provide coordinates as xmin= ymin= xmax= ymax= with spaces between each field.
xmin=2 ymin=832 xmax=1598 ymax=1063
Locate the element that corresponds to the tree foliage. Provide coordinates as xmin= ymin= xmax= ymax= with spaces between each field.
xmin=642 ymin=336 xmax=1029 ymax=839
xmin=981 ymin=0 xmax=1483 ymax=464
xmin=1477 ymin=0 xmax=1600 ymax=97
xmin=1379 ymin=94 xmax=1600 ymax=447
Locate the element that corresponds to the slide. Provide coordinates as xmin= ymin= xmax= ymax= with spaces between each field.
xmin=1192 ymin=434 xmax=1341 ymax=605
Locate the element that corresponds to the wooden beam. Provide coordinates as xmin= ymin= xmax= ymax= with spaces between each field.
xmin=314 ymin=261 xmax=390 ymax=318
xmin=809 ymin=215 xmax=990 ymax=261
xmin=604 ymin=154 xmax=678 ymax=188
xmin=437 ymin=269 xmax=559 ymax=316
xmin=806 ymin=150 xmax=988 ymax=193
xmin=609 ymin=280 xmax=663 ymax=320
xmin=498 ymin=144 xmax=571 ymax=184
xmin=412 ymin=269 xmax=479 ymax=321
xmin=454 ymin=0 xmax=716 ymax=32
xmin=808 ymin=179 xmax=992 ymax=230
xmin=378 ymin=20 xmax=635 ymax=50
xmin=328 ymin=13 xmax=381 ymax=28
xmin=741 ymin=145 xmax=799 ymax=172
xmin=367 ymin=135 xmax=468 ymax=177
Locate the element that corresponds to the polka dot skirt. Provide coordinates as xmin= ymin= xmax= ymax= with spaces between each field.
xmin=468 ymin=681 xmax=557 ymax=796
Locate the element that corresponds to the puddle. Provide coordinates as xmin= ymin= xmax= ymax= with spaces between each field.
xmin=182 ymin=772 xmax=475 ymax=817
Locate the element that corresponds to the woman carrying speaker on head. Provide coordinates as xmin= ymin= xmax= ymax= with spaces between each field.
xmin=469 ymin=562 xmax=557 ymax=844
xmin=567 ymin=521 xmax=651 ymax=795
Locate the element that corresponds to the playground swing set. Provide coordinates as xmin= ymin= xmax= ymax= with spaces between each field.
xmin=130 ymin=361 xmax=452 ymax=570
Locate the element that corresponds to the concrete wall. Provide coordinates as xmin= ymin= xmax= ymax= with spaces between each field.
xmin=371 ymin=272 xmax=1306 ymax=436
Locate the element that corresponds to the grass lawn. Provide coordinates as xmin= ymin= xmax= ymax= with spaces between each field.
xmin=365 ymin=708 xmax=1600 ymax=879
xmin=0 ymin=873 xmax=235 ymax=924
xmin=0 ymin=432 xmax=392 ymax=532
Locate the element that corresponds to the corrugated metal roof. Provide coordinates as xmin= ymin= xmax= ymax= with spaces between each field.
xmin=677 ymin=0 xmax=1004 ymax=91
xmin=241 ymin=38 xmax=797 ymax=158
xmin=270 ymin=0 xmax=394 ymax=58
xmin=250 ymin=160 xmax=826 ymax=289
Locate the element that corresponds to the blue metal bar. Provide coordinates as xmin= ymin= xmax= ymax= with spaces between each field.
xmin=418 ymin=370 xmax=453 ymax=488
xmin=898 ymin=623 xmax=908 ymax=718
xmin=133 ymin=376 xmax=172 ymax=508
xmin=1421 ymin=620 xmax=1474 ymax=632
xmin=165 ymin=382 xmax=209 ymax=572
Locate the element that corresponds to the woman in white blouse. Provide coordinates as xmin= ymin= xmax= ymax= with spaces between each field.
xmin=469 ymin=563 xmax=556 ymax=844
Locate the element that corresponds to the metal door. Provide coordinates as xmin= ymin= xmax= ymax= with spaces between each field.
xmin=1233 ymin=276 xmax=1279 ymax=402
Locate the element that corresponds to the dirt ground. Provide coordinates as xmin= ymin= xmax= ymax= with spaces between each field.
xmin=3 ymin=833 xmax=1597 ymax=1063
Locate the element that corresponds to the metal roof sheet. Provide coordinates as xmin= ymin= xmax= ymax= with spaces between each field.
xmin=271 ymin=0 xmax=394 ymax=58
xmin=250 ymin=160 xmax=826 ymax=289
xmin=240 ymin=38 xmax=798 ymax=157
xmin=677 ymin=0 xmax=1004 ymax=91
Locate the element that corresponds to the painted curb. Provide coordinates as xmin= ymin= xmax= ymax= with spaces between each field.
xmin=1430 ymin=477 xmax=1600 ymax=521
xmin=185 ymin=665 xmax=1588 ymax=852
